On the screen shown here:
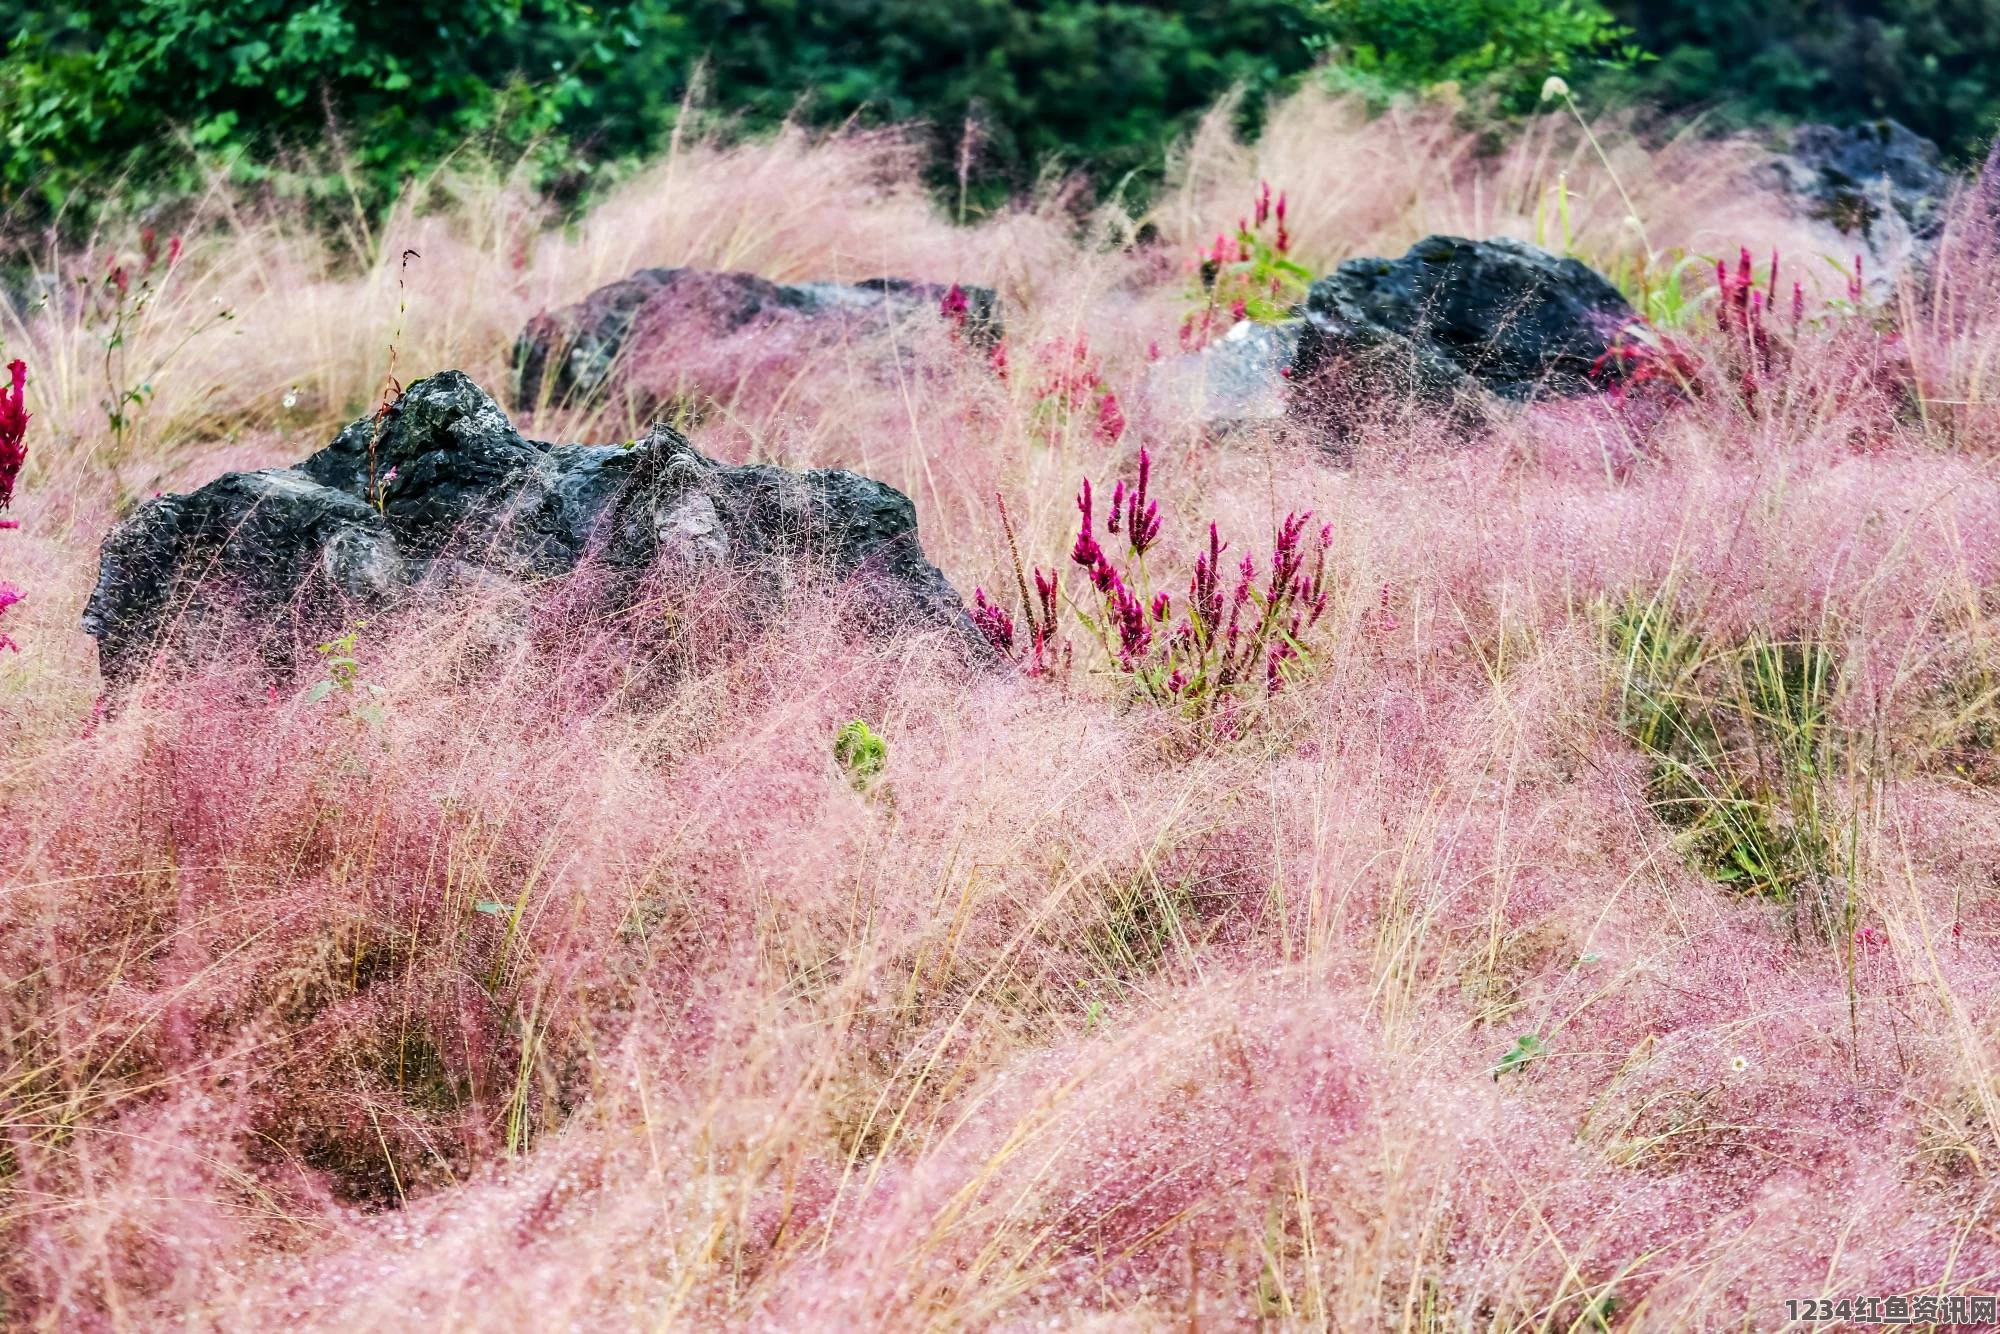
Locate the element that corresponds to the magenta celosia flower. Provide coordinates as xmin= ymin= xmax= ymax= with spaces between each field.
xmin=1110 ymin=582 xmax=1151 ymax=665
xmin=1266 ymin=641 xmax=1298 ymax=694
xmin=1088 ymin=553 xmax=1119 ymax=595
xmin=1071 ymin=479 xmax=1104 ymax=568
xmin=940 ymin=282 xmax=970 ymax=328
xmin=0 ymin=580 xmax=21 ymax=653
xmin=1124 ymin=448 xmax=1160 ymax=556
xmin=1033 ymin=567 xmax=1059 ymax=634
xmin=1189 ymin=523 xmax=1225 ymax=636
xmin=1268 ymin=512 xmax=1310 ymax=606
xmin=1150 ymin=591 xmax=1170 ymax=622
xmin=1107 ymin=480 xmax=1125 ymax=535
xmin=1233 ymin=552 xmax=1256 ymax=610
xmin=0 ymin=359 xmax=28 ymax=509
xmin=1096 ymin=390 xmax=1126 ymax=443
xmin=1255 ymin=180 xmax=1271 ymax=228
xmin=971 ymin=587 xmax=1015 ymax=655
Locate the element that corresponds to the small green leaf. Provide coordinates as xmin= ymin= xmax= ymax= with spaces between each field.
xmin=304 ymin=679 xmax=334 ymax=703
xmin=1495 ymin=1033 xmax=1547 ymax=1080
xmin=834 ymin=719 xmax=888 ymax=789
xmin=474 ymin=901 xmax=509 ymax=915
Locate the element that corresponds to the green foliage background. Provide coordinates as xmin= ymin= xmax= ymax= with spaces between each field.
xmin=0 ymin=0 xmax=1630 ymax=225
xmin=1600 ymin=0 xmax=2000 ymax=161
xmin=6 ymin=0 xmax=1989 ymax=229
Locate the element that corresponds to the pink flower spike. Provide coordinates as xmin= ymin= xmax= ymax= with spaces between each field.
xmin=1096 ymin=390 xmax=1126 ymax=443
xmin=971 ymin=587 xmax=1016 ymax=655
xmin=0 ymin=359 xmax=27 ymax=509
xmin=1111 ymin=581 xmax=1151 ymax=664
xmin=0 ymin=579 xmax=21 ymax=652
xmin=939 ymin=282 xmax=971 ymax=335
xmin=1071 ymin=479 xmax=1104 ymax=568
xmin=1033 ymin=566 xmax=1059 ymax=634
xmin=1107 ymin=480 xmax=1126 ymax=534
xmin=1126 ymin=446 xmax=1160 ymax=557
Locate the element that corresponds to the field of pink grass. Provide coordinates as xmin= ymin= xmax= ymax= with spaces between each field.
xmin=4 ymin=91 xmax=2000 ymax=1329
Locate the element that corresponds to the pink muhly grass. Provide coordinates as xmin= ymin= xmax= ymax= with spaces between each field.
xmin=14 ymin=92 xmax=2000 ymax=1332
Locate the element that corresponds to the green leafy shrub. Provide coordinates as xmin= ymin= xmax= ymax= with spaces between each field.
xmin=1311 ymin=0 xmax=1642 ymax=108
xmin=1599 ymin=0 xmax=2000 ymax=161
xmin=0 ymin=0 xmax=633 ymax=218
xmin=1 ymin=0 xmax=1650 ymax=229
xmin=833 ymin=718 xmax=887 ymax=790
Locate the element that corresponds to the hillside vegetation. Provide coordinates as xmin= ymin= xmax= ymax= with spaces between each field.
xmin=1 ymin=88 xmax=2000 ymax=1327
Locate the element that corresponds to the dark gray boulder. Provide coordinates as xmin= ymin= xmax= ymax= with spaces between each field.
xmin=1291 ymin=235 xmax=1637 ymax=408
xmin=83 ymin=371 xmax=984 ymax=684
xmin=82 ymin=470 xmax=407 ymax=685
xmin=1765 ymin=120 xmax=1951 ymax=244
xmin=513 ymin=267 xmax=1000 ymax=412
